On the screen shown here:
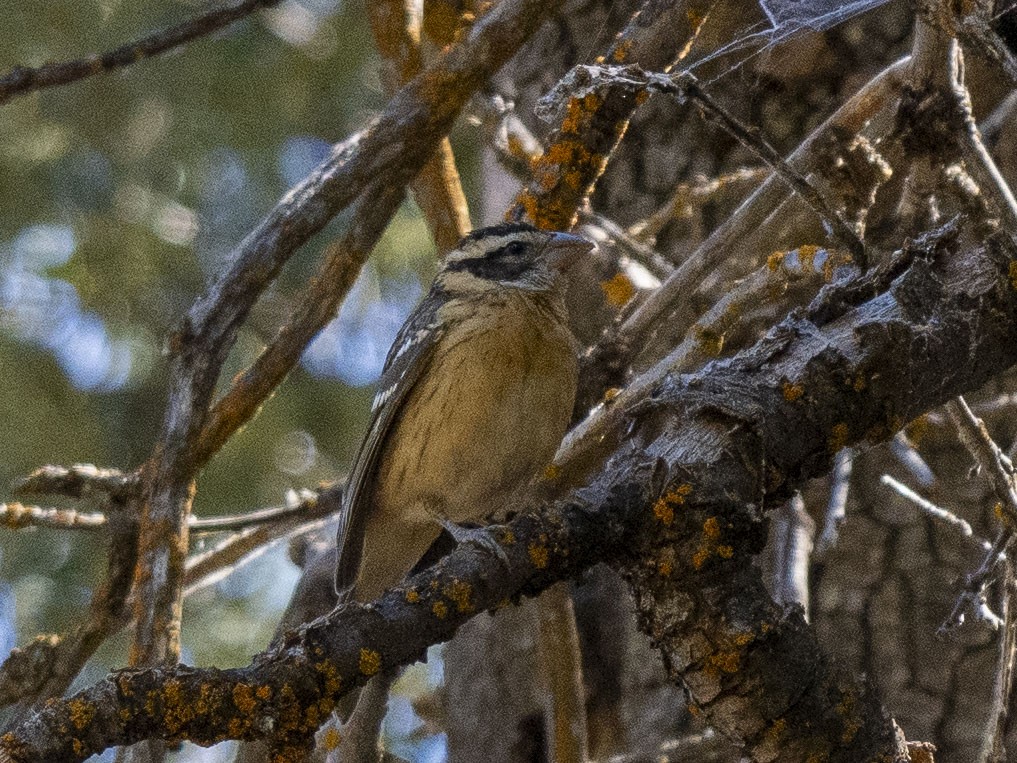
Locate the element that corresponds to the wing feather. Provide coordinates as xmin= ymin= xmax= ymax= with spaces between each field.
xmin=333 ymin=295 xmax=444 ymax=599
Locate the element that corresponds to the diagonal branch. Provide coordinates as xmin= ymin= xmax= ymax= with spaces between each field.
xmin=507 ymin=0 xmax=718 ymax=231
xmin=368 ymin=0 xmax=471 ymax=253
xmin=0 ymin=0 xmax=282 ymax=106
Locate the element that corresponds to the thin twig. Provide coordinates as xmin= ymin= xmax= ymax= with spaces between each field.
xmin=469 ymin=91 xmax=543 ymax=179
xmin=768 ymin=493 xmax=815 ymax=619
xmin=890 ymin=431 xmax=936 ymax=488
xmin=580 ymin=211 xmax=674 ymax=279
xmin=192 ymin=183 xmax=404 ymax=467
xmin=947 ymin=41 xmax=1017 ymax=249
xmin=0 ymin=503 xmax=106 ymax=531
xmin=981 ymin=90 xmax=1017 ymax=145
xmin=0 ymin=0 xmax=281 ymax=106
xmin=0 ymin=497 xmax=318 ymax=536
xmin=816 ymin=447 xmax=853 ymax=556
xmin=536 ymin=583 xmax=589 ymax=763
xmin=981 ymin=560 xmax=1017 ymax=762
xmin=627 ymin=166 xmax=769 ymax=244
xmin=939 ymin=531 xmax=1010 ymax=634
xmin=183 ymin=489 xmax=336 ymax=595
xmin=880 ymin=475 xmax=991 ymax=551
xmin=946 ymin=397 xmax=1017 ymax=524
xmin=12 ymin=464 xmax=137 ymax=501
xmin=188 ymin=492 xmax=319 ymax=533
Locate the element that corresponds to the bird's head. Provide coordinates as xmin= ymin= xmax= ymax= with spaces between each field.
xmin=438 ymin=223 xmax=594 ymax=294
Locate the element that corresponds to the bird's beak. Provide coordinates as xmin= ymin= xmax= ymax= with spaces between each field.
xmin=544 ymin=231 xmax=595 ymax=273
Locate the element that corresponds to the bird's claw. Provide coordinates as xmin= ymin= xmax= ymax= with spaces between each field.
xmin=439 ymin=518 xmax=509 ymax=568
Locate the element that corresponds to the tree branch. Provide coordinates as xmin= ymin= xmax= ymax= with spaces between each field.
xmin=0 ymin=0 xmax=282 ymax=106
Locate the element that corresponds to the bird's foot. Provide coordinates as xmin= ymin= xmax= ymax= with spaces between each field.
xmin=438 ymin=518 xmax=509 ymax=568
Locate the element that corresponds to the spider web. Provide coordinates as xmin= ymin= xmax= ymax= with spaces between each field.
xmin=688 ymin=0 xmax=896 ymax=80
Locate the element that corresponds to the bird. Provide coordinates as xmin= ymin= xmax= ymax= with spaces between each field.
xmin=334 ymin=222 xmax=593 ymax=603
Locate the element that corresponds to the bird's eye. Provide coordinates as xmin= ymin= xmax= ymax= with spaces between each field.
xmin=504 ymin=241 xmax=526 ymax=256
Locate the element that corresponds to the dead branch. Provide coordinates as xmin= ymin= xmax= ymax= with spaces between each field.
xmin=0 ymin=0 xmax=282 ymax=105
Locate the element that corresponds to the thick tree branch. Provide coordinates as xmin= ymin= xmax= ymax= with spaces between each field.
xmin=508 ymin=0 xmax=717 ymax=231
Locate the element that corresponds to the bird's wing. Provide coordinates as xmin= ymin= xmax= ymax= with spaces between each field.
xmin=334 ymin=295 xmax=445 ymax=599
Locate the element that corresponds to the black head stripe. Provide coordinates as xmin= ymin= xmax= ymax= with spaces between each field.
xmin=460 ymin=222 xmax=539 ymax=246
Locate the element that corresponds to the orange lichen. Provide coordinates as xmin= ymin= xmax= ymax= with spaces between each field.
xmin=653 ymin=484 xmax=693 ymax=526
xmin=314 ymin=661 xmax=341 ymax=696
xmin=601 ymin=272 xmax=636 ymax=307
xmin=658 ymin=559 xmax=673 ymax=576
xmin=564 ymin=168 xmax=585 ymax=190
xmin=703 ymin=516 xmax=721 ymax=539
xmin=716 ymin=545 xmax=734 ymax=559
xmin=72 ymin=739 xmax=86 ymax=757
xmin=635 ymin=89 xmax=650 ymax=106
xmin=852 ymin=374 xmax=867 ymax=392
xmin=691 ymin=547 xmax=710 ymax=569
xmin=233 ymin=683 xmax=256 ymax=715
xmin=1009 ymin=260 xmax=1017 ymax=289
xmin=905 ymin=414 xmax=930 ymax=445
xmin=359 ymin=648 xmax=382 ymax=676
xmin=500 ymin=528 xmax=516 ymax=545
xmin=709 ymin=650 xmax=740 ymax=673
xmin=828 ymin=422 xmax=850 ymax=452
xmin=797 ymin=244 xmax=820 ymax=270
xmin=432 ymin=600 xmax=448 ymax=618
xmin=561 ymin=98 xmax=584 ymax=134
xmin=68 ymin=699 xmax=95 ymax=731
xmin=506 ymin=133 xmax=534 ymax=162
xmin=603 ymin=387 xmax=622 ymax=403
xmin=767 ymin=250 xmax=787 ymax=271
xmin=405 ymin=589 xmax=420 ymax=603
xmin=782 ymin=381 xmax=804 ymax=402
xmin=444 ymin=579 xmax=474 ymax=613
xmin=693 ymin=325 xmax=724 ymax=356
xmin=322 ymin=727 xmax=343 ymax=751
xmin=528 ymin=541 xmax=550 ymax=569
xmin=837 ymin=693 xmax=862 ymax=744
xmin=542 ymin=463 xmax=560 ymax=481
xmin=766 ymin=718 xmax=787 ymax=744
xmin=652 ymin=496 xmax=674 ymax=525
xmin=611 ymin=40 xmax=631 ymax=62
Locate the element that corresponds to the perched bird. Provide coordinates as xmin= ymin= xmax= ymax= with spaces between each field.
xmin=335 ymin=222 xmax=593 ymax=602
